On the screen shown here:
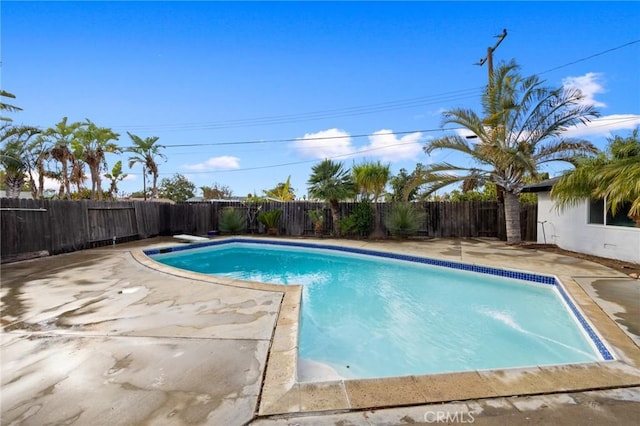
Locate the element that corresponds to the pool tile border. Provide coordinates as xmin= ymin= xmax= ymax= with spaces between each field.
xmin=147 ymin=237 xmax=556 ymax=283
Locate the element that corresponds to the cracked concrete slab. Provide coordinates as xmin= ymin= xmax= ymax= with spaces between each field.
xmin=2 ymin=334 xmax=268 ymax=425
xmin=1 ymin=243 xmax=283 ymax=425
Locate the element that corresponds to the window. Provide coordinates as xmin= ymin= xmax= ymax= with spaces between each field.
xmin=588 ymin=199 xmax=635 ymax=227
xmin=588 ymin=199 xmax=604 ymax=224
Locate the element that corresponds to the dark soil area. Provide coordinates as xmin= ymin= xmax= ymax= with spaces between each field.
xmin=519 ymin=243 xmax=640 ymax=277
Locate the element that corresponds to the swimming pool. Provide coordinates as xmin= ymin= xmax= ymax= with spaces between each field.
xmin=148 ymin=239 xmax=613 ymax=380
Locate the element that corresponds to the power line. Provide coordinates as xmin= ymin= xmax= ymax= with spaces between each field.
xmin=118 ymin=116 xmax=638 ymax=150
xmin=115 ymin=88 xmax=482 ymax=132
xmin=151 ymin=127 xmax=448 ymax=148
xmin=538 ymin=39 xmax=640 ymax=75
xmin=114 ymin=39 xmax=640 ymax=134
xmin=150 ymin=115 xmax=640 ymax=176
xmin=158 ymin=138 xmax=425 ymax=176
xmin=119 ymin=39 xmax=640 ymax=179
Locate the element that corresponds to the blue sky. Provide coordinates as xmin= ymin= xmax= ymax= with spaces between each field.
xmin=3 ymin=1 xmax=640 ymax=198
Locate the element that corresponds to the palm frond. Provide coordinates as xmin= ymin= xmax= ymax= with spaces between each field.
xmin=534 ymin=139 xmax=599 ymax=164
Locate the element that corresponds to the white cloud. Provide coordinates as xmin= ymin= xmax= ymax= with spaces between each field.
xmin=362 ymin=129 xmax=424 ymax=161
xmin=26 ymin=173 xmax=63 ymax=191
xmin=561 ymin=114 xmax=640 ymax=139
xmin=291 ymin=128 xmax=354 ymax=159
xmin=562 ymin=72 xmax=606 ymax=108
xmin=182 ymin=156 xmax=240 ymax=171
xmin=292 ymin=128 xmax=424 ymax=162
xmin=43 ymin=175 xmax=61 ymax=190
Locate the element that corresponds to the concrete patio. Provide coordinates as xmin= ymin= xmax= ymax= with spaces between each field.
xmin=1 ymin=237 xmax=639 ymax=425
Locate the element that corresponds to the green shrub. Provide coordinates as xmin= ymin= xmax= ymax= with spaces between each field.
xmin=385 ymin=203 xmax=425 ymax=239
xmin=340 ymin=200 xmax=373 ymax=238
xmin=308 ymin=209 xmax=325 ymax=236
xmin=218 ymin=207 xmax=246 ymax=235
xmin=257 ymin=209 xmax=282 ymax=234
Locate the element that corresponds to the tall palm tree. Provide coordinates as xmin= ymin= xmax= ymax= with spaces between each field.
xmin=126 ymin=132 xmax=166 ymax=199
xmin=307 ymin=159 xmax=355 ymax=237
xmin=47 ymin=117 xmax=81 ymax=199
xmin=25 ymin=133 xmax=50 ymax=199
xmin=551 ymin=128 xmax=640 ymax=225
xmin=353 ymin=160 xmax=390 ymax=238
xmin=73 ymin=120 xmax=120 ymax=200
xmin=416 ymin=60 xmax=599 ymax=243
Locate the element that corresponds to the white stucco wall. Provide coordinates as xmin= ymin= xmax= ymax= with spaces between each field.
xmin=536 ymin=192 xmax=640 ymax=264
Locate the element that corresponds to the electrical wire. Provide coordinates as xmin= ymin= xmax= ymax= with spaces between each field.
xmin=114 ymin=39 xmax=640 ymax=134
xmin=114 ymin=88 xmax=482 ymax=132
xmin=157 ymin=138 xmax=425 ymax=176
xmin=118 ymin=116 xmax=639 ymax=150
xmin=538 ymin=39 xmax=640 ymax=75
xmin=148 ymin=115 xmax=640 ymax=176
xmin=118 ymin=40 xmax=640 ymax=178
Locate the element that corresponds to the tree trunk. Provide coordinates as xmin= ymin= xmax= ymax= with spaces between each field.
xmin=5 ymin=175 xmax=23 ymax=198
xmin=370 ymin=202 xmax=385 ymax=239
xmin=96 ymin=172 xmax=103 ymax=201
xmin=89 ymin=165 xmax=98 ymax=200
xmin=152 ymin=172 xmax=158 ymax=199
xmin=29 ymin=176 xmax=38 ymax=199
xmin=37 ymin=163 xmax=45 ymax=198
xmin=503 ymin=190 xmax=522 ymax=244
xmin=62 ymin=159 xmax=71 ymax=199
xmin=330 ymin=199 xmax=341 ymax=237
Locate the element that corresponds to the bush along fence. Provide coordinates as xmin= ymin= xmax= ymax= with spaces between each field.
xmin=0 ymin=198 xmax=536 ymax=263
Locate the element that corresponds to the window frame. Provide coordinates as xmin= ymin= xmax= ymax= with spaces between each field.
xmin=587 ymin=198 xmax=635 ymax=228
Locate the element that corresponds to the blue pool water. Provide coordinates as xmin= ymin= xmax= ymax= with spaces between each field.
xmin=151 ymin=241 xmax=609 ymax=379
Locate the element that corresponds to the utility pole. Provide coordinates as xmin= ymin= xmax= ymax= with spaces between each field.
xmin=474 ymin=29 xmax=508 ymax=205
xmin=475 ymin=29 xmax=508 ymax=86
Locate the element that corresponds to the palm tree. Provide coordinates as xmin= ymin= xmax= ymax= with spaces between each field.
xmin=47 ymin=117 xmax=82 ymax=199
xmin=69 ymin=153 xmax=87 ymax=195
xmin=551 ymin=128 xmax=640 ymax=225
xmin=0 ymin=90 xmax=22 ymax=122
xmin=264 ymin=175 xmax=295 ymax=201
xmin=104 ymin=160 xmax=128 ymax=199
xmin=0 ymin=139 xmax=27 ymax=198
xmin=0 ymin=91 xmax=34 ymax=198
xmin=352 ymin=161 xmax=390 ymax=238
xmin=73 ymin=120 xmax=120 ymax=200
xmin=126 ymin=132 xmax=166 ymax=199
xmin=307 ymin=159 xmax=355 ymax=237
xmin=25 ymin=134 xmax=50 ymax=198
xmin=416 ymin=60 xmax=599 ymax=243
xmin=0 ymin=126 xmax=41 ymax=198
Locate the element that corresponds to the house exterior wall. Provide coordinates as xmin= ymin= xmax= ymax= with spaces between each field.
xmin=536 ymin=192 xmax=640 ymax=264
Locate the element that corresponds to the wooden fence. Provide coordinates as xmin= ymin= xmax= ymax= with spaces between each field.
xmin=0 ymin=199 xmax=536 ymax=262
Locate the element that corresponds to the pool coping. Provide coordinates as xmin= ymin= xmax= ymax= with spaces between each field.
xmin=132 ymin=237 xmax=640 ymax=417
